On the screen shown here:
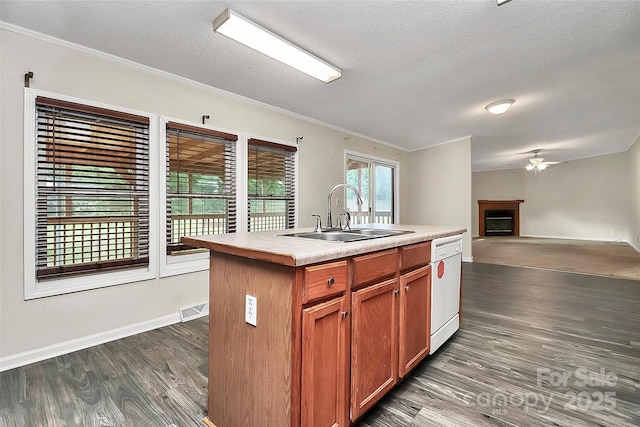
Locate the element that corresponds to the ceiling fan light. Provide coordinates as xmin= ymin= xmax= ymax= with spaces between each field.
xmin=529 ymin=157 xmax=544 ymax=165
xmin=485 ymin=99 xmax=515 ymax=115
xmin=213 ymin=8 xmax=341 ymax=83
xmin=526 ymin=150 xmax=548 ymax=174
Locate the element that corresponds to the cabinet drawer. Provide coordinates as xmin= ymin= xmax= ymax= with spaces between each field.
xmin=352 ymin=249 xmax=399 ymax=287
xmin=401 ymin=241 xmax=431 ymax=271
xmin=303 ymin=260 xmax=348 ymax=303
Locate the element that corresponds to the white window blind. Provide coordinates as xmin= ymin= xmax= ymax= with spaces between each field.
xmin=166 ymin=122 xmax=237 ymax=254
xmin=247 ymin=138 xmax=296 ymax=231
xmin=35 ymin=96 xmax=150 ymax=280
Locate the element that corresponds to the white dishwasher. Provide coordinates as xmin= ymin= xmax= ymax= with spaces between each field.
xmin=430 ymin=234 xmax=463 ymax=354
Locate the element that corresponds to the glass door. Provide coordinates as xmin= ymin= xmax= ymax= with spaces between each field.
xmin=374 ymin=163 xmax=394 ymax=223
xmin=346 ymin=154 xmax=396 ymax=225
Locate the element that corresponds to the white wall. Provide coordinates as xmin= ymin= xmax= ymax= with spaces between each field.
xmin=0 ymin=28 xmax=406 ymax=367
xmin=471 ymin=168 xmax=523 ymax=237
xmin=629 ymin=136 xmax=640 ymax=251
xmin=400 ymin=137 xmax=473 ymax=261
xmin=472 ymin=152 xmax=631 ymax=242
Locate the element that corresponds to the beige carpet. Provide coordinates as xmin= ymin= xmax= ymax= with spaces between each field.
xmin=472 ymin=237 xmax=640 ymax=281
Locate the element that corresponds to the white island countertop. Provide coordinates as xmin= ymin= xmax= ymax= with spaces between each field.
xmin=183 ymin=224 xmax=466 ymax=267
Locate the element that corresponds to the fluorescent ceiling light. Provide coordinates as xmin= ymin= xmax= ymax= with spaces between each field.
xmin=485 ymin=99 xmax=515 ymax=115
xmin=213 ymin=8 xmax=341 ymax=83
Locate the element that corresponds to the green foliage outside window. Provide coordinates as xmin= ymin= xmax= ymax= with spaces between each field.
xmin=248 ymin=178 xmax=285 ymax=196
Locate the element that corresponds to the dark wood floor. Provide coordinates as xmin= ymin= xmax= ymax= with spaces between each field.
xmin=1 ymin=263 xmax=639 ymax=427
xmin=356 ymin=263 xmax=640 ymax=427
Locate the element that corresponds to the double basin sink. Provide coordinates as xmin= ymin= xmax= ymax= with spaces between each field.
xmin=280 ymin=228 xmax=414 ymax=243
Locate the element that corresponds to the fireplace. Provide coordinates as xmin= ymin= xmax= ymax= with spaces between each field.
xmin=485 ymin=210 xmax=514 ymax=236
xmin=478 ymin=200 xmax=524 ymax=237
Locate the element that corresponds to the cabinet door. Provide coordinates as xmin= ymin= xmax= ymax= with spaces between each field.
xmin=399 ymin=265 xmax=431 ymax=378
xmin=301 ymin=296 xmax=350 ymax=427
xmin=350 ymin=278 xmax=398 ymax=421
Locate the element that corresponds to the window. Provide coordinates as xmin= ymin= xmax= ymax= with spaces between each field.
xmin=247 ymin=138 xmax=297 ymax=231
xmin=24 ymin=90 xmax=299 ymax=294
xmin=346 ymin=152 xmax=398 ymax=224
xmin=165 ymin=122 xmax=237 ymax=255
xmin=34 ymin=96 xmax=150 ymax=279
xmin=24 ymin=92 xmax=157 ymax=299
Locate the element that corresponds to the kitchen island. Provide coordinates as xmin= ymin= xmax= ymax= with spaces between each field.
xmin=183 ymin=224 xmax=466 ymax=427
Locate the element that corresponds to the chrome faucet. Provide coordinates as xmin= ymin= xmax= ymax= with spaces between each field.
xmin=327 ymin=184 xmax=363 ymax=230
xmin=312 ymin=214 xmax=322 ymax=232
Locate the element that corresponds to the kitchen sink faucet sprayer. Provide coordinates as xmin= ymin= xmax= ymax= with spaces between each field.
xmin=327 ymin=184 xmax=363 ymax=230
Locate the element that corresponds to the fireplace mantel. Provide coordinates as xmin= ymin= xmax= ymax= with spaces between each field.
xmin=478 ymin=200 xmax=524 ymax=237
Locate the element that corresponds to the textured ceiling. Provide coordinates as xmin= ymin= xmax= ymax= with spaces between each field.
xmin=2 ymin=0 xmax=639 ymax=171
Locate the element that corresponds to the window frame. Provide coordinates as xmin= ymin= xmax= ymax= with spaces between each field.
xmin=23 ymin=88 xmax=158 ymax=300
xmin=243 ymin=134 xmax=298 ymax=232
xmin=158 ymin=116 xmax=242 ymax=278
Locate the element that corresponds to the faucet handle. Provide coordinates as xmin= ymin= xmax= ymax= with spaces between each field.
xmin=343 ymin=210 xmax=351 ymax=230
xmin=312 ymin=214 xmax=322 ymax=232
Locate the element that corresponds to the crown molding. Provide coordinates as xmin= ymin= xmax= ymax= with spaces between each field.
xmin=0 ymin=21 xmax=405 ymax=152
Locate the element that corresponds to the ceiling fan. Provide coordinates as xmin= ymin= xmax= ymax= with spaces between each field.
xmin=524 ymin=149 xmax=560 ymax=175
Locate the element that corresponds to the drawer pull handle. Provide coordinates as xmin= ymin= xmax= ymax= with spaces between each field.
xmin=394 ymin=289 xmax=400 ymax=296
xmin=328 ymin=277 xmax=335 ymax=285
xmin=405 ymin=285 xmax=410 ymax=292
xmin=341 ymin=311 xmax=349 ymax=318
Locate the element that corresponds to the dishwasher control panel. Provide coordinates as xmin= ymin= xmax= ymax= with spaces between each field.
xmin=432 ymin=234 xmax=463 ymax=261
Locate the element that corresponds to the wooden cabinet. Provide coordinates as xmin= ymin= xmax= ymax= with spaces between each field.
xmin=401 ymin=241 xmax=431 ymax=271
xmin=398 ymin=264 xmax=431 ymax=377
xmin=302 ymin=295 xmax=350 ymax=427
xmin=350 ymin=248 xmax=400 ymax=420
xmin=398 ymin=242 xmax=432 ymax=378
xmin=200 ymin=238 xmax=441 ymax=427
xmin=352 ymin=248 xmax=398 ymax=288
xmin=350 ymin=278 xmax=398 ymax=420
xmin=350 ymin=243 xmax=432 ymax=421
xmin=303 ymin=260 xmax=348 ymax=304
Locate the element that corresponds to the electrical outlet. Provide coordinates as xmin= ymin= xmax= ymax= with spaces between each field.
xmin=245 ymin=295 xmax=257 ymax=326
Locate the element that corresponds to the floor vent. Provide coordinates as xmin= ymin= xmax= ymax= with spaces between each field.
xmin=179 ymin=303 xmax=209 ymax=322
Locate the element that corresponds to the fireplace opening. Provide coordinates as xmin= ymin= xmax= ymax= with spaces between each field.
xmin=478 ymin=200 xmax=524 ymax=237
xmin=484 ymin=210 xmax=514 ymax=236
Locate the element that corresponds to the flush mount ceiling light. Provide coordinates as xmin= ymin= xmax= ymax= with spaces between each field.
xmin=212 ymin=8 xmax=341 ymax=83
xmin=485 ymin=99 xmax=515 ymax=115
xmin=525 ymin=150 xmax=547 ymax=174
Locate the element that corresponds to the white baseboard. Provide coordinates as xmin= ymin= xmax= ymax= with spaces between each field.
xmin=0 ymin=312 xmax=181 ymax=372
xmin=520 ymin=234 xmax=628 ymax=243
xmin=462 ymin=256 xmax=474 ymax=263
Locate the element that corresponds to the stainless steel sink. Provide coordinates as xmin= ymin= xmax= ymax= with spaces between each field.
xmin=347 ymin=228 xmax=414 ymax=237
xmin=279 ymin=228 xmax=414 ymax=243
xmin=280 ymin=231 xmax=374 ymax=242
